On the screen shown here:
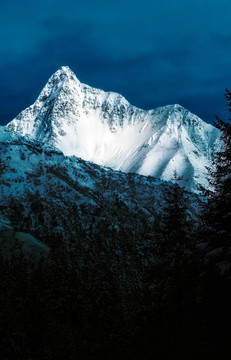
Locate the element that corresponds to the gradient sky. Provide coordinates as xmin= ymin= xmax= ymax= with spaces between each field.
xmin=1 ymin=0 xmax=231 ymax=125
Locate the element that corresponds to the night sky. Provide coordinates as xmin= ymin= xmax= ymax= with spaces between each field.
xmin=1 ymin=0 xmax=231 ymax=125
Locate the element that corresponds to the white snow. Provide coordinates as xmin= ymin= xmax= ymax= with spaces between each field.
xmin=6 ymin=66 xmax=222 ymax=191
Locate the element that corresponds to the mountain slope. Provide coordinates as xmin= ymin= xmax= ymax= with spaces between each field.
xmin=0 ymin=126 xmax=207 ymax=360
xmin=0 ymin=215 xmax=49 ymax=262
xmin=0 ymin=125 xmax=170 ymax=244
xmin=6 ymin=66 xmax=221 ymax=190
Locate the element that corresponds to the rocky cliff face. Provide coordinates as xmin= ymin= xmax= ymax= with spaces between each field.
xmin=7 ymin=66 xmax=221 ymax=190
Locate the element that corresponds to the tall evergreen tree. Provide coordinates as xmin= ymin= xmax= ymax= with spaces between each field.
xmin=200 ymin=90 xmax=231 ymax=357
xmin=203 ymin=89 xmax=231 ymax=271
xmin=139 ymin=172 xmax=202 ymax=358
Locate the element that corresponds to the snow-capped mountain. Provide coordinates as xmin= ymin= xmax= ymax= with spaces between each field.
xmin=7 ymin=66 xmax=221 ymax=190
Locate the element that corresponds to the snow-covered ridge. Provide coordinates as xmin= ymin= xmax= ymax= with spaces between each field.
xmin=7 ymin=66 xmax=221 ymax=191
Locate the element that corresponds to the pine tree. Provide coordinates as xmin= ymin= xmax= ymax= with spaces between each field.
xmin=141 ymin=172 xmax=202 ymax=358
xmin=200 ymin=90 xmax=231 ymax=357
xmin=203 ymin=89 xmax=231 ymax=271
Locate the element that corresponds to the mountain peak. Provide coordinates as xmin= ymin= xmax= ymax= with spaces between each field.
xmin=60 ymin=65 xmax=73 ymax=73
xmin=56 ymin=65 xmax=78 ymax=80
xmin=6 ymin=67 xmax=221 ymax=191
xmin=47 ymin=65 xmax=79 ymax=86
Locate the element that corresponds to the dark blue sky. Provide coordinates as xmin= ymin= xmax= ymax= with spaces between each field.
xmin=1 ymin=0 xmax=231 ymax=125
